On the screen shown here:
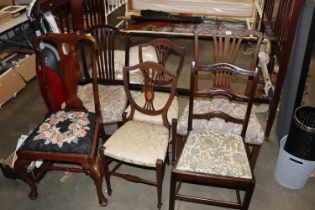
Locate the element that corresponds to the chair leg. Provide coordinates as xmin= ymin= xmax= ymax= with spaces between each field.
xmin=169 ymin=172 xmax=177 ymax=210
xmin=250 ymin=145 xmax=261 ymax=169
xmin=100 ymin=147 xmax=112 ymax=195
xmin=99 ymin=124 xmax=107 ymax=143
xmin=241 ymin=183 xmax=255 ymax=210
xmin=156 ymin=159 xmax=164 ymax=209
xmin=166 ymin=150 xmax=170 ymax=165
xmin=14 ymin=158 xmax=38 ymax=200
xmin=84 ymin=157 xmax=107 ymax=207
xmin=171 ymin=119 xmax=177 ymax=164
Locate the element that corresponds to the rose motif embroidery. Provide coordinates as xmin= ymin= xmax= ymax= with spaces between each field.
xmin=33 ymin=111 xmax=90 ymax=147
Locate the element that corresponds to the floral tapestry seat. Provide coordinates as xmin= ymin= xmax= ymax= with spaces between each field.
xmin=77 ymin=84 xmax=127 ymax=124
xmin=19 ymin=111 xmax=96 ymax=154
xmin=176 ymin=129 xmax=252 ymax=179
xmin=177 ymin=98 xmax=265 ymax=145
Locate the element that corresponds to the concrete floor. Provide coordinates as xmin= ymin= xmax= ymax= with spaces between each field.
xmin=0 ymin=38 xmax=315 ymax=210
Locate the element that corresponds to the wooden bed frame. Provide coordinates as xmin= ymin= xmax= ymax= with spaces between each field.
xmin=41 ymin=0 xmax=304 ymax=138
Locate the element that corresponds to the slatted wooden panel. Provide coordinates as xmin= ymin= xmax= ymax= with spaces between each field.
xmin=40 ymin=0 xmax=73 ymax=33
xmin=83 ymin=0 xmax=106 ymax=28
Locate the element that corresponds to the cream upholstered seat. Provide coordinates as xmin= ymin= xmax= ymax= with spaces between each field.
xmin=104 ymin=120 xmax=169 ymax=167
xmin=77 ymin=84 xmax=127 ymax=123
xmin=125 ymin=92 xmax=178 ymax=125
xmin=176 ymin=129 xmax=252 ymax=179
xmin=177 ymin=98 xmax=264 ymax=145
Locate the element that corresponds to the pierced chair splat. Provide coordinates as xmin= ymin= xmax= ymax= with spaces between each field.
xmin=78 ymin=24 xmax=131 ymax=125
xmin=100 ymin=61 xmax=178 ymax=209
xmin=137 ymin=38 xmax=185 ymax=163
xmin=169 ymin=62 xmax=260 ymax=210
xmin=14 ymin=33 xmax=107 ymax=207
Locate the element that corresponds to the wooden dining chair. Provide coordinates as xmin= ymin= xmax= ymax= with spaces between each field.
xmin=169 ymin=62 xmax=260 ymax=210
xmin=100 ymin=61 xmax=178 ymax=209
xmin=175 ymin=28 xmax=264 ymax=167
xmin=77 ymin=24 xmax=131 ymax=127
xmin=14 ymin=33 xmax=107 ymax=206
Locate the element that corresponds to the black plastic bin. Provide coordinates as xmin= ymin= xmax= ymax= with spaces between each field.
xmin=284 ymin=106 xmax=315 ymax=160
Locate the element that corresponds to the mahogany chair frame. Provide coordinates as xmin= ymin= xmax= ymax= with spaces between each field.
xmin=138 ymin=38 xmax=185 ymax=85
xmin=100 ymin=61 xmax=177 ymax=209
xmin=14 ymin=33 xmax=107 ymax=206
xmin=79 ymin=24 xmax=130 ymax=131
xmin=169 ymin=62 xmax=260 ymax=210
xmin=172 ymin=28 xmax=263 ymax=167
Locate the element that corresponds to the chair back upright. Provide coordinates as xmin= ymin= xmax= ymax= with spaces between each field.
xmin=123 ymin=62 xmax=177 ymax=128
xmin=83 ymin=24 xmax=130 ymax=83
xmin=138 ymin=38 xmax=185 ymax=85
xmin=33 ymin=33 xmax=101 ymax=116
xmin=194 ymin=28 xmax=263 ymax=90
xmin=188 ymin=62 xmax=260 ymax=140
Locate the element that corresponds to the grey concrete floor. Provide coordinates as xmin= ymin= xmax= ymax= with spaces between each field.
xmin=0 ymin=38 xmax=315 ymax=210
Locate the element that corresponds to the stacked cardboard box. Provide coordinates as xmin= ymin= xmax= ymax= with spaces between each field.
xmin=0 ymin=54 xmax=36 ymax=107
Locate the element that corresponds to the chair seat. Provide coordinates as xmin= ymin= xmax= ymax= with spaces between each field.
xmin=114 ymin=45 xmax=158 ymax=84
xmin=177 ymin=98 xmax=264 ymax=145
xmin=125 ymin=92 xmax=178 ymax=125
xmin=103 ymin=121 xmax=169 ymax=167
xmin=19 ymin=111 xmax=97 ymax=154
xmin=176 ymin=129 xmax=252 ymax=179
xmin=77 ymin=84 xmax=128 ymax=123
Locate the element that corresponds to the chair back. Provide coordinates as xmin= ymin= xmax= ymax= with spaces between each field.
xmin=194 ymin=28 xmax=263 ymax=90
xmin=83 ymin=24 xmax=130 ymax=83
xmin=138 ymin=38 xmax=185 ymax=85
xmin=33 ymin=33 xmax=101 ymax=116
xmin=188 ymin=62 xmax=260 ymax=139
xmin=123 ymin=61 xmax=177 ymax=128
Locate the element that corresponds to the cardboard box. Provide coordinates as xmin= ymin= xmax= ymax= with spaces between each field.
xmin=15 ymin=54 xmax=36 ymax=81
xmin=0 ymin=68 xmax=26 ymax=107
xmin=0 ymin=13 xmax=12 ymax=24
xmin=0 ymin=152 xmax=19 ymax=179
xmin=0 ymin=135 xmax=39 ymax=180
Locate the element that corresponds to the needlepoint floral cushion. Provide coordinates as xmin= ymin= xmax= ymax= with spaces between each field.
xmin=176 ymin=129 xmax=252 ymax=179
xmin=176 ymin=98 xmax=264 ymax=145
xmin=19 ymin=111 xmax=96 ymax=154
xmin=103 ymin=120 xmax=169 ymax=167
xmin=77 ymin=84 xmax=128 ymax=123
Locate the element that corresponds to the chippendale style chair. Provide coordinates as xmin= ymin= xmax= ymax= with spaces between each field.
xmin=14 ymin=33 xmax=107 ymax=206
xmin=100 ymin=61 xmax=177 ymax=209
xmin=175 ymin=28 xmax=264 ymax=167
xmin=169 ymin=62 xmax=260 ymax=210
